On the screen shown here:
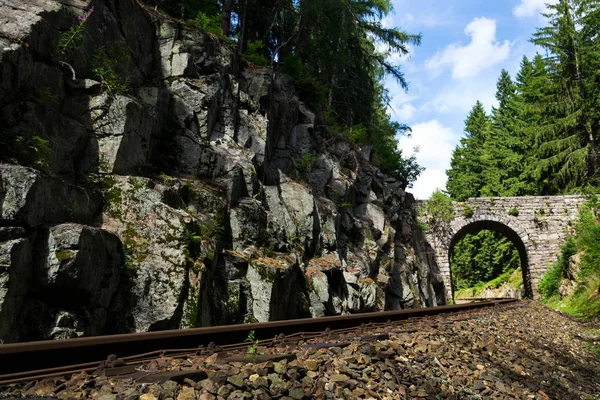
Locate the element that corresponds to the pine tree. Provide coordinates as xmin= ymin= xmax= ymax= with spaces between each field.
xmin=480 ymin=70 xmax=530 ymax=197
xmin=289 ymin=0 xmax=421 ymax=130
xmin=531 ymin=0 xmax=600 ymax=191
xmin=446 ymin=101 xmax=491 ymax=201
xmin=515 ymin=54 xmax=556 ymax=194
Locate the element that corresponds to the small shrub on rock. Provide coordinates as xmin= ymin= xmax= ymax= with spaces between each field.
xmin=462 ymin=205 xmax=474 ymax=218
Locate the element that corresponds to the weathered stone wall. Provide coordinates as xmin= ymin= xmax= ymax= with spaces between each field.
xmin=0 ymin=0 xmax=445 ymax=343
xmin=420 ymin=196 xmax=587 ymax=300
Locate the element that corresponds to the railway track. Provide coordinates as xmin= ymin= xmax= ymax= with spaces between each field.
xmin=0 ymin=298 xmax=519 ymax=386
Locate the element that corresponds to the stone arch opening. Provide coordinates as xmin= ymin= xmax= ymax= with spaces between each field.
xmin=448 ymin=220 xmax=532 ymax=299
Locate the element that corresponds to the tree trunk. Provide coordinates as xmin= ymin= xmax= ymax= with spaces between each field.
xmin=221 ymin=0 xmax=233 ymax=36
xmin=238 ymin=0 xmax=248 ymax=56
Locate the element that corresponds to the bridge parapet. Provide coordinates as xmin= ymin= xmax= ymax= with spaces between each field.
xmin=417 ymin=195 xmax=587 ymax=300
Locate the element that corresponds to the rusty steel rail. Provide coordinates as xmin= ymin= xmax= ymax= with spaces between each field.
xmin=0 ymin=298 xmax=518 ymax=384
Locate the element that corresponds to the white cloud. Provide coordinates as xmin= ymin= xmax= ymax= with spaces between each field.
xmin=388 ymin=93 xmax=418 ymax=122
xmin=386 ymin=78 xmax=419 ymax=122
xmin=398 ymin=120 xmax=456 ymax=199
xmin=395 ymin=103 xmax=417 ymax=121
xmin=399 ymin=11 xmax=448 ymax=28
xmin=513 ymin=0 xmax=554 ymax=18
xmin=381 ymin=14 xmax=396 ymax=29
xmin=375 ymin=40 xmax=416 ymax=69
xmin=426 ymin=17 xmax=511 ymax=80
xmin=409 ymin=169 xmax=449 ymax=200
xmin=430 ymin=78 xmax=497 ymax=114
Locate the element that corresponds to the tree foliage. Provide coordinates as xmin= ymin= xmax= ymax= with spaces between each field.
xmin=530 ymin=0 xmax=600 ymax=190
xmin=451 ymin=230 xmax=521 ymax=290
xmin=149 ymin=0 xmax=424 ymax=186
xmin=419 ymin=190 xmax=454 ymax=233
xmin=446 ymin=101 xmax=491 ymax=201
xmin=445 ymin=0 xmax=600 ymax=294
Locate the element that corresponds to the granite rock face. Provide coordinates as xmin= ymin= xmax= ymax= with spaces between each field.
xmin=0 ymin=222 xmax=122 ymax=343
xmin=0 ymin=0 xmax=445 ymax=342
xmin=0 ymin=165 xmax=102 ymax=227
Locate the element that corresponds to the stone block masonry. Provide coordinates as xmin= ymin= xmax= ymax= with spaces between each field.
xmin=419 ymin=196 xmax=587 ymax=300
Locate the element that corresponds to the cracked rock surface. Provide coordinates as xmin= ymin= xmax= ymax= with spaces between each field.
xmin=0 ymin=0 xmax=445 ymax=342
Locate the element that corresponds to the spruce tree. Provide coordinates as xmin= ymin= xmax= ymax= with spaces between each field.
xmin=481 ymin=70 xmax=529 ymax=197
xmin=531 ymin=0 xmax=600 ymax=191
xmin=516 ymin=54 xmax=555 ymax=194
xmin=446 ymin=101 xmax=491 ymax=201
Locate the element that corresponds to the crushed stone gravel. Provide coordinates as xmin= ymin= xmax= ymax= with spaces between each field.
xmin=1 ymin=301 xmax=599 ymax=399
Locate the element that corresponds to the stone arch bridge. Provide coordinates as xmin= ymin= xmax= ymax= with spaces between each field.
xmin=419 ymin=196 xmax=587 ymax=300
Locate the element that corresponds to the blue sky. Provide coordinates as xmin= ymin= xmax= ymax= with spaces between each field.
xmin=383 ymin=0 xmax=553 ymax=199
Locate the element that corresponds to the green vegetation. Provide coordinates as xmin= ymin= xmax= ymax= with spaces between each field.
xmin=91 ymin=44 xmax=131 ymax=94
xmin=538 ymin=238 xmax=576 ymax=301
xmin=58 ymin=7 xmax=93 ymax=55
xmin=455 ymin=267 xmax=523 ymax=299
xmin=508 ymin=208 xmax=520 ymax=217
xmin=293 ymin=153 xmax=317 ymax=181
xmin=185 ymin=214 xmax=224 ymax=264
xmin=545 ymin=275 xmax=600 ymax=318
xmin=245 ymin=330 xmax=262 ymax=357
xmin=539 ymin=194 xmax=600 ymax=318
xmin=101 ymin=176 xmax=124 ymax=219
xmin=451 ymin=230 xmax=521 ymax=291
xmin=462 ymin=205 xmax=474 ymax=218
xmin=186 ymin=11 xmax=222 ymax=36
xmin=418 ymin=190 xmax=454 ymax=233
xmin=58 ymin=22 xmax=86 ymax=55
xmin=0 ymin=134 xmax=52 ymax=172
xmin=37 ymin=86 xmax=60 ymax=107
xmin=155 ymin=0 xmax=424 ymax=187
xmin=243 ymin=40 xmax=269 ymax=67
xmin=184 ymin=289 xmax=200 ymax=327
xmin=346 ymin=124 xmax=368 ymax=145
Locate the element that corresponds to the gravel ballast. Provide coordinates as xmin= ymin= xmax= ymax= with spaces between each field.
xmin=2 ymin=301 xmax=599 ymax=399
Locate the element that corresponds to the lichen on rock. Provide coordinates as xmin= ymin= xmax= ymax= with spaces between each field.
xmin=0 ymin=0 xmax=445 ymax=342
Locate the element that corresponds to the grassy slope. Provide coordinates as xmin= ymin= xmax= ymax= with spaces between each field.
xmin=538 ymin=195 xmax=600 ymax=320
xmin=545 ymin=274 xmax=600 ymax=318
xmin=455 ymin=267 xmax=523 ymax=299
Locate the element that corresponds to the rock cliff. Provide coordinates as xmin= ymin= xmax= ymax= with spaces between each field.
xmin=0 ymin=0 xmax=445 ymax=343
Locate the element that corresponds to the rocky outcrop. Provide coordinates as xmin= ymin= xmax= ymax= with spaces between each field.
xmin=0 ymin=165 xmax=102 ymax=226
xmin=0 ymin=0 xmax=445 ymax=343
xmin=0 ymin=221 xmax=122 ymax=342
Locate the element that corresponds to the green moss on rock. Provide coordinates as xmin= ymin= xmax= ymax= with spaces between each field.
xmin=55 ymin=249 xmax=75 ymax=261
